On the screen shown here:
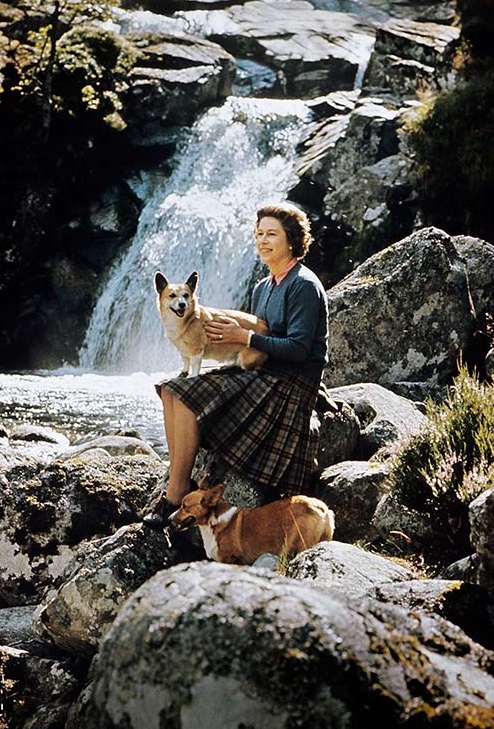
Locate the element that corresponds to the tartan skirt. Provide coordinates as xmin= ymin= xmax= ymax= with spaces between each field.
xmin=156 ymin=366 xmax=321 ymax=496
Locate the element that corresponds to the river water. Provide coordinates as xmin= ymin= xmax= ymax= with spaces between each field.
xmin=0 ymin=370 xmax=167 ymax=456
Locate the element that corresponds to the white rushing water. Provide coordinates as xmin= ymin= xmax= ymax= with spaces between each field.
xmin=79 ymin=96 xmax=309 ymax=375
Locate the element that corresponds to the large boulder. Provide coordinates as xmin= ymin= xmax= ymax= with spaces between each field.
xmin=32 ymin=524 xmax=177 ymax=655
xmin=363 ymin=17 xmax=460 ymax=95
xmin=68 ymin=561 xmax=494 ymax=729
xmin=293 ymin=14 xmax=461 ymax=284
xmin=0 ymin=449 xmax=166 ymax=605
xmin=323 ymin=228 xmax=494 ymax=387
xmin=286 ymin=539 xmax=414 ymax=595
xmin=122 ymin=32 xmax=236 ymax=139
xmin=469 ymin=487 xmax=494 ymax=587
xmin=317 ymin=460 xmax=390 ymax=543
xmin=188 ymin=0 xmax=376 ymax=97
xmin=325 ymin=382 xmax=426 ymax=457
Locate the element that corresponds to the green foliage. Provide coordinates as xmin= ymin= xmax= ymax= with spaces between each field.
xmin=53 ymin=25 xmax=137 ymax=129
xmin=6 ymin=0 xmax=136 ymax=133
xmin=408 ymin=59 xmax=494 ymax=241
xmin=388 ymin=362 xmax=494 ymax=561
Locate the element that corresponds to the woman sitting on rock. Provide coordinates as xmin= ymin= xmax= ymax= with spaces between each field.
xmin=144 ymin=201 xmax=329 ymax=529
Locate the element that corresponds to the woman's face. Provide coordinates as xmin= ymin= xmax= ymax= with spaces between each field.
xmin=255 ymin=216 xmax=292 ymax=271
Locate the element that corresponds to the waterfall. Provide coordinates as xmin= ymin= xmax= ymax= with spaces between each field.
xmin=79 ymin=96 xmax=309 ymax=375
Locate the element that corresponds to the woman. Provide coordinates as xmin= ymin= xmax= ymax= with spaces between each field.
xmin=144 ymin=201 xmax=329 ymax=529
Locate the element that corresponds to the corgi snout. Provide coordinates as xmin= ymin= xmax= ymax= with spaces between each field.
xmin=170 ymin=488 xmax=219 ymax=531
xmin=171 ymin=512 xmax=197 ymax=531
xmin=172 ymin=297 xmax=189 ymax=317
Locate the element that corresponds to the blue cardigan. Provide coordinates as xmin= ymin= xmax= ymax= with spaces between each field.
xmin=250 ymin=262 xmax=329 ymax=380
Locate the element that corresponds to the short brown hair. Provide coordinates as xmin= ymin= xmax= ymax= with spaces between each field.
xmin=256 ymin=202 xmax=313 ymax=259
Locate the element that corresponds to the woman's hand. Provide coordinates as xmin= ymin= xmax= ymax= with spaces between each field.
xmin=204 ymin=316 xmax=249 ymax=346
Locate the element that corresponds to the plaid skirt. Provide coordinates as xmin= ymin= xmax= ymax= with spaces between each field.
xmin=156 ymin=366 xmax=321 ymax=496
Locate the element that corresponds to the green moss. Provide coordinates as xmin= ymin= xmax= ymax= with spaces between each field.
xmin=5 ymin=1 xmax=135 ymax=133
xmin=53 ymin=24 xmax=137 ymax=130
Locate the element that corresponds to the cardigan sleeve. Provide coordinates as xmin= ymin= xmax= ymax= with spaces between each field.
xmin=250 ymin=275 xmax=327 ymax=364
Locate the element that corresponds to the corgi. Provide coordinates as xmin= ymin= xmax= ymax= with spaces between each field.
xmin=169 ymin=477 xmax=335 ymax=565
xmin=155 ymin=271 xmax=268 ymax=377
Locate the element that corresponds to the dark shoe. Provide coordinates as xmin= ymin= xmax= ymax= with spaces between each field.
xmin=142 ymin=481 xmax=198 ymax=531
xmin=142 ymin=494 xmax=177 ymax=531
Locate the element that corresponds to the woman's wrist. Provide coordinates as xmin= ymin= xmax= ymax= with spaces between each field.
xmin=246 ymin=330 xmax=254 ymax=348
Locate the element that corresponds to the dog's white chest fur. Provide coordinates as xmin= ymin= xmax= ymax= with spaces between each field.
xmin=198 ymin=505 xmax=238 ymax=560
xmin=164 ymin=314 xmax=190 ymax=341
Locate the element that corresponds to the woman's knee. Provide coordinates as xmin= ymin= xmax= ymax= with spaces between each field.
xmin=174 ymin=398 xmax=197 ymax=423
xmin=161 ymin=388 xmax=174 ymax=409
xmin=162 ymin=391 xmax=197 ymax=424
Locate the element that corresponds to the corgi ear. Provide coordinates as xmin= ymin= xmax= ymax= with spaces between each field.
xmin=155 ymin=272 xmax=168 ymax=294
xmin=205 ymin=483 xmax=225 ymax=505
xmin=186 ymin=271 xmax=199 ymax=293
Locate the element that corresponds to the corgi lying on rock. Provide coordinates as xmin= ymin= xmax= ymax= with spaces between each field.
xmin=169 ymin=476 xmax=335 ymax=565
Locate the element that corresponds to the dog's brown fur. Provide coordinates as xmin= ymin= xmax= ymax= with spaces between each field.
xmin=169 ymin=476 xmax=335 ymax=565
xmin=155 ymin=271 xmax=268 ymax=377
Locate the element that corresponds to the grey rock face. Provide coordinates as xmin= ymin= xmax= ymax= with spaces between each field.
xmin=324 ymin=228 xmax=494 ymax=387
xmin=72 ymin=562 xmax=494 ymax=729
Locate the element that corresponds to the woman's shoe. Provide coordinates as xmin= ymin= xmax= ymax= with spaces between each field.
xmin=142 ymin=494 xmax=177 ymax=531
xmin=142 ymin=481 xmax=198 ymax=531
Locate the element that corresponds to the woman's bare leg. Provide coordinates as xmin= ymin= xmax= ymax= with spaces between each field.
xmin=143 ymin=387 xmax=201 ymax=528
xmin=161 ymin=389 xmax=200 ymax=505
xmin=162 ymin=388 xmax=176 ymax=467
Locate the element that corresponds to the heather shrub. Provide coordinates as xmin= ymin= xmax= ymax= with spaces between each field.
xmin=387 ymin=363 xmax=494 ymax=565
